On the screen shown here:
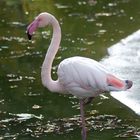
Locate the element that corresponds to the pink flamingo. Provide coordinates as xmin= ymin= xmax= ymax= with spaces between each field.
xmin=27 ymin=12 xmax=133 ymax=140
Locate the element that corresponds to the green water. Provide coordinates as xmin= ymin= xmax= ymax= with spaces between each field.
xmin=0 ymin=0 xmax=140 ymax=139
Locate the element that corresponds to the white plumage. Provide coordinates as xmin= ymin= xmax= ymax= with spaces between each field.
xmin=58 ymin=56 xmax=108 ymax=97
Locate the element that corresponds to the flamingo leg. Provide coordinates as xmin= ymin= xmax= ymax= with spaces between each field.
xmin=80 ymin=99 xmax=87 ymax=140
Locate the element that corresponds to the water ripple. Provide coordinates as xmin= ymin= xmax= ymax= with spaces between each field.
xmin=0 ymin=111 xmax=139 ymax=139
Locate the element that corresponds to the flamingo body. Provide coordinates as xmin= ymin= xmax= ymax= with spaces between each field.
xmin=57 ymin=56 xmax=127 ymax=98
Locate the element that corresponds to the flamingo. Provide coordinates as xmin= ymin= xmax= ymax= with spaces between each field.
xmin=27 ymin=12 xmax=133 ymax=140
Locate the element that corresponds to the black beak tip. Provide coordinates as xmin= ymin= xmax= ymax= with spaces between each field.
xmin=27 ymin=31 xmax=32 ymax=40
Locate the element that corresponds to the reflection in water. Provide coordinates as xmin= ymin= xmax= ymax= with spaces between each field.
xmin=101 ymin=30 xmax=140 ymax=115
xmin=0 ymin=113 xmax=43 ymax=122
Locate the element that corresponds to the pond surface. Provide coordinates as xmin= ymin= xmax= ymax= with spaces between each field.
xmin=0 ymin=0 xmax=140 ymax=139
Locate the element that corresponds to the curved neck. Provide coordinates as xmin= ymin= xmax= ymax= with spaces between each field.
xmin=41 ymin=15 xmax=62 ymax=92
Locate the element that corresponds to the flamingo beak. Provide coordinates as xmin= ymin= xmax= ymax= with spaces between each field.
xmin=27 ymin=19 xmax=39 ymax=40
xmin=27 ymin=31 xmax=32 ymax=40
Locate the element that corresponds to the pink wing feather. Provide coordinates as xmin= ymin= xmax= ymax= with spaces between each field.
xmin=107 ymin=74 xmax=124 ymax=89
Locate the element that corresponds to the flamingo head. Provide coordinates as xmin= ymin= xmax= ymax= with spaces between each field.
xmin=27 ymin=12 xmax=52 ymax=40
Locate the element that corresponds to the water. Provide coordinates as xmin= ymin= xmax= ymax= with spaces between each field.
xmin=0 ymin=0 xmax=140 ymax=139
xmin=102 ymin=30 xmax=140 ymax=115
